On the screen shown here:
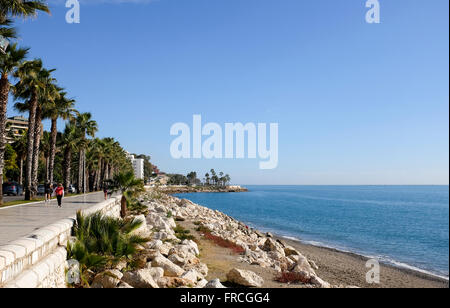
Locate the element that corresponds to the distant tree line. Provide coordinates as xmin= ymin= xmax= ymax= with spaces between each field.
xmin=167 ymin=169 xmax=231 ymax=186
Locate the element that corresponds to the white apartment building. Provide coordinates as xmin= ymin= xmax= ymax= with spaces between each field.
xmin=125 ymin=152 xmax=144 ymax=180
xmin=132 ymin=158 xmax=144 ymax=180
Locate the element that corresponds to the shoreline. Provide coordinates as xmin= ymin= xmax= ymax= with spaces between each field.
xmin=175 ymin=192 xmax=449 ymax=288
xmin=275 ymin=235 xmax=449 ymax=288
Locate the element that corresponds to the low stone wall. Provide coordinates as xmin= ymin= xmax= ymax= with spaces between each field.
xmin=0 ymin=196 xmax=122 ymax=288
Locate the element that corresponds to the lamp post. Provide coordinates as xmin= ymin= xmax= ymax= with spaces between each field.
xmin=0 ymin=35 xmax=9 ymax=54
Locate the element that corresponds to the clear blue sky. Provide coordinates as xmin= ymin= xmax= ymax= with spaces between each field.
xmin=7 ymin=0 xmax=449 ymax=185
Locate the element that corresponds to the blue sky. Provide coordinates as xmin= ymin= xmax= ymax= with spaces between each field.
xmin=7 ymin=0 xmax=449 ymax=185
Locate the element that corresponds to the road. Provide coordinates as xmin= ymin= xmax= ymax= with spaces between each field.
xmin=0 ymin=192 xmax=107 ymax=246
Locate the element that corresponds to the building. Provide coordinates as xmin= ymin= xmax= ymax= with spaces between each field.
xmin=132 ymin=157 xmax=145 ymax=180
xmin=5 ymin=116 xmax=28 ymax=144
xmin=125 ymin=152 xmax=144 ymax=180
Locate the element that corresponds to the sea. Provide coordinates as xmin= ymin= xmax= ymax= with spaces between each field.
xmin=175 ymin=185 xmax=449 ymax=279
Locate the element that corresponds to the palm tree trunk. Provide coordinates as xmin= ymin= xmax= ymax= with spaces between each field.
xmin=63 ymin=147 xmax=71 ymax=192
xmin=83 ymin=149 xmax=87 ymax=193
xmin=78 ymin=149 xmax=83 ymax=193
xmin=45 ymin=156 xmax=49 ymax=182
xmin=24 ymin=92 xmax=38 ymax=200
xmin=31 ymin=106 xmax=42 ymax=195
xmin=19 ymin=158 xmax=24 ymax=185
xmin=0 ymin=74 xmax=9 ymax=205
xmin=48 ymin=117 xmax=57 ymax=184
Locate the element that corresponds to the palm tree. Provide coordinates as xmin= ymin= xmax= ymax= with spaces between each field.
xmin=11 ymin=131 xmax=27 ymax=185
xmin=0 ymin=1 xmax=50 ymax=18
xmin=109 ymin=171 xmax=144 ymax=218
xmin=0 ymin=43 xmax=28 ymax=204
xmin=44 ymin=90 xmax=75 ymax=184
xmin=0 ymin=0 xmax=49 ymax=46
xmin=75 ymin=112 xmax=98 ymax=193
xmin=60 ymin=123 xmax=79 ymax=192
xmin=40 ymin=131 xmax=50 ymax=181
xmin=13 ymin=59 xmax=54 ymax=199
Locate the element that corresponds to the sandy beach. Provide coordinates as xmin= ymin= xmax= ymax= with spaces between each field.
xmin=277 ymin=236 xmax=449 ymax=288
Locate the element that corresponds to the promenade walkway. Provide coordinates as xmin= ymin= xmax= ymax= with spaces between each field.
xmin=0 ymin=192 xmax=106 ymax=246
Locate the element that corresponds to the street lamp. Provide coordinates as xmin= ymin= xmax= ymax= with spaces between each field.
xmin=0 ymin=35 xmax=9 ymax=54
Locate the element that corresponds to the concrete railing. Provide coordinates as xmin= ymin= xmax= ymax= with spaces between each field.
xmin=0 ymin=196 xmax=122 ymax=288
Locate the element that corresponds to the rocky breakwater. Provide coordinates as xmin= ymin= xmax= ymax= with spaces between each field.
xmin=159 ymin=185 xmax=248 ymax=194
xmin=90 ymin=190 xmax=332 ymax=288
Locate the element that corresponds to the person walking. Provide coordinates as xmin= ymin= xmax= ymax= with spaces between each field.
xmin=54 ymin=183 xmax=65 ymax=208
xmin=103 ymin=185 xmax=109 ymax=200
xmin=45 ymin=182 xmax=52 ymax=203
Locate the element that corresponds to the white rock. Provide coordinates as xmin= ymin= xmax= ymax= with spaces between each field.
xmin=151 ymin=256 xmax=184 ymax=277
xmin=122 ymin=269 xmax=159 ymax=288
xmin=226 ymin=268 xmax=264 ymax=287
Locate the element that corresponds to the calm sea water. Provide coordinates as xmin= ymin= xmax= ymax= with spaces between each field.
xmin=175 ymin=185 xmax=449 ymax=278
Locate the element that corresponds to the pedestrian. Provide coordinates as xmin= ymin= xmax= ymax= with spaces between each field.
xmin=54 ymin=183 xmax=64 ymax=208
xmin=103 ymin=185 xmax=108 ymax=200
xmin=45 ymin=182 xmax=52 ymax=203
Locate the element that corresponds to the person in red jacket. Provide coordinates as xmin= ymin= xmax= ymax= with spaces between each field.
xmin=54 ymin=183 xmax=65 ymax=208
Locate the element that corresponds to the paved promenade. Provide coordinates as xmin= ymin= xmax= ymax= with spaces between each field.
xmin=0 ymin=192 xmax=107 ymax=246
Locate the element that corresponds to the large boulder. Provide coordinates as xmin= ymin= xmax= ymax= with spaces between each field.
xmin=122 ymin=269 xmax=159 ymax=288
xmin=226 ymin=268 xmax=264 ymax=287
xmin=91 ymin=269 xmax=123 ymax=288
xmin=151 ymin=256 xmax=184 ymax=277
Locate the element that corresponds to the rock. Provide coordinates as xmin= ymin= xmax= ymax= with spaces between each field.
xmin=151 ymin=256 xmax=184 ymax=277
xmin=284 ymin=246 xmax=300 ymax=256
xmin=309 ymin=260 xmax=319 ymax=270
xmin=158 ymin=242 xmax=174 ymax=256
xmin=204 ymin=279 xmax=226 ymax=288
xmin=226 ymin=268 xmax=264 ymax=288
xmin=91 ymin=269 xmax=123 ymax=288
xmin=117 ymin=281 xmax=133 ymax=288
xmin=122 ymin=269 xmax=159 ymax=288
xmin=157 ymin=277 xmax=194 ymax=288
xmin=181 ymin=269 xmax=203 ymax=283
xmin=130 ymin=215 xmax=150 ymax=237
xmin=114 ymin=259 xmax=128 ymax=271
xmin=196 ymin=279 xmax=208 ymax=288
xmin=310 ymin=275 xmax=331 ymax=288
xmin=292 ymin=255 xmax=316 ymax=277
xmin=146 ymin=240 xmax=163 ymax=250
xmin=254 ymin=230 xmax=264 ymax=238
xmin=144 ymin=267 xmax=164 ymax=280
xmin=266 ymin=232 xmax=273 ymax=238
xmin=181 ymin=239 xmax=200 ymax=256
xmin=262 ymin=238 xmax=278 ymax=252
